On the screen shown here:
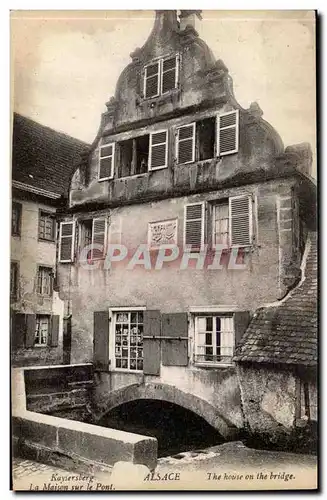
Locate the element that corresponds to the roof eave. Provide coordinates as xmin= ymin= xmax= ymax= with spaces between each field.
xmin=12 ymin=180 xmax=61 ymax=200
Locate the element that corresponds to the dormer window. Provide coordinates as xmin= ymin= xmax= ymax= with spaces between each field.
xmin=144 ymin=55 xmax=179 ymax=99
xmin=176 ymin=110 xmax=239 ymax=165
xmin=116 ymin=130 xmax=168 ymax=178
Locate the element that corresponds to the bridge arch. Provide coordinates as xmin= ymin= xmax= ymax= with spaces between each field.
xmin=93 ymin=382 xmax=238 ymax=439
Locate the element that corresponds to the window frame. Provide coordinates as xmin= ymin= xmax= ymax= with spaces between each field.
xmin=12 ymin=201 xmax=22 ymax=237
xmin=10 ymin=260 xmax=19 ymax=300
xmin=183 ymin=201 xmax=206 ymax=251
xmin=58 ymin=221 xmax=75 ymax=263
xmin=229 ymin=194 xmax=253 ymax=248
xmin=193 ymin=313 xmax=235 ymax=367
xmin=38 ymin=210 xmax=56 ymax=242
xmin=148 ymin=129 xmax=168 ymax=171
xmin=78 ymin=218 xmax=93 ymax=262
xmin=109 ymin=306 xmax=146 ymax=373
xmin=212 ymin=201 xmax=230 ymax=248
xmin=34 ymin=314 xmax=50 ymax=347
xmin=98 ymin=143 xmax=115 ymax=181
xmin=176 ymin=122 xmax=196 ymax=165
xmin=216 ymin=109 xmax=239 ymax=157
xmin=36 ymin=265 xmax=53 ymax=296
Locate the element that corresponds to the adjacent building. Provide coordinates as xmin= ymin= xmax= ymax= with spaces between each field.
xmin=234 ymin=230 xmax=317 ymax=446
xmin=51 ymin=10 xmax=317 ymax=440
xmin=11 ymin=113 xmax=89 ymax=367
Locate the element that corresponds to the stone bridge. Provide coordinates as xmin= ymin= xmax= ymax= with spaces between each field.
xmin=91 ymin=367 xmax=244 ymax=440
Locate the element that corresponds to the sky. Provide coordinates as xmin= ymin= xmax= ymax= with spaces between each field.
xmin=11 ymin=10 xmax=316 ymax=175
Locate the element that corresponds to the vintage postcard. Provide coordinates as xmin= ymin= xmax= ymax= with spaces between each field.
xmin=10 ymin=9 xmax=317 ymax=491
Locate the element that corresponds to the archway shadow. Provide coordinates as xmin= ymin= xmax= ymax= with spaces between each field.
xmin=97 ymin=398 xmax=225 ymax=457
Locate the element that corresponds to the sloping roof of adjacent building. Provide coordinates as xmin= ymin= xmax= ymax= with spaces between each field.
xmin=12 ymin=113 xmax=89 ymax=197
xmin=234 ymin=231 xmax=317 ymax=367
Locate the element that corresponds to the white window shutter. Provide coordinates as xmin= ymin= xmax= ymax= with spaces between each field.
xmin=177 ymin=123 xmax=195 ymax=164
xmin=144 ymin=61 xmax=160 ymax=98
xmin=149 ymin=130 xmax=168 ymax=170
xmin=99 ymin=143 xmax=115 ymax=180
xmin=161 ymin=55 xmax=178 ymax=94
xmin=91 ymin=218 xmax=107 ymax=260
xmin=229 ymin=195 xmax=252 ymax=247
xmin=217 ymin=110 xmax=239 ymax=156
xmin=184 ymin=202 xmax=205 ymax=250
xmin=59 ymin=221 xmax=75 ymax=263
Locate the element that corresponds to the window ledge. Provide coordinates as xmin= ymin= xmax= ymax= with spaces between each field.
xmin=194 ymin=362 xmax=234 ymax=369
xmin=208 ymin=244 xmax=259 ymax=253
xmin=111 ymin=369 xmax=143 ymax=374
xmin=116 ymin=173 xmax=148 ymax=181
xmin=98 ymin=176 xmax=114 ymax=183
xmin=38 ymin=238 xmax=56 ymax=244
xmin=141 ymin=88 xmax=180 ymax=106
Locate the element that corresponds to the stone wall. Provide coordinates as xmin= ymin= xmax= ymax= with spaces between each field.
xmin=236 ymin=363 xmax=318 ymax=448
xmin=24 ymin=364 xmax=94 ymax=420
xmin=12 ymin=366 xmax=158 ymax=471
xmin=58 ymin=177 xmax=300 ymax=365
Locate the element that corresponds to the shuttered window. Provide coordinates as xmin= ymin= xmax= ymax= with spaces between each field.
xmin=113 ymin=310 xmax=144 ymax=371
xmin=59 ymin=221 xmax=75 ymax=263
xmin=184 ymin=202 xmax=205 ymax=250
xmin=34 ymin=315 xmax=50 ymax=346
xmin=217 ymin=110 xmax=239 ymax=156
xmin=144 ymin=61 xmax=160 ymax=99
xmin=144 ymin=55 xmax=179 ymax=99
xmin=161 ymin=55 xmax=178 ymax=94
xmin=177 ymin=123 xmax=195 ymax=164
xmin=149 ymin=130 xmax=168 ymax=170
xmin=229 ymin=195 xmax=252 ymax=246
xmin=91 ymin=218 xmax=107 ymax=260
xmin=99 ymin=143 xmax=115 ymax=180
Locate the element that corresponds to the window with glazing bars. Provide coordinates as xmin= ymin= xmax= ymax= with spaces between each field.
xmin=114 ymin=311 xmax=144 ymax=371
xmin=37 ymin=266 xmax=53 ymax=296
xmin=195 ymin=315 xmax=234 ymax=364
xmin=39 ymin=212 xmax=55 ymax=241
xmin=34 ymin=315 xmax=50 ymax=346
xmin=12 ymin=202 xmax=22 ymax=236
xmin=213 ymin=203 xmax=229 ymax=246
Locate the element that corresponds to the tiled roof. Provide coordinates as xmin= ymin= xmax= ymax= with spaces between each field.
xmin=12 ymin=113 xmax=89 ymax=197
xmin=234 ymin=231 xmax=317 ymax=366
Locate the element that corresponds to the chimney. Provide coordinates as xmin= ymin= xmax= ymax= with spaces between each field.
xmin=179 ymin=10 xmax=202 ymax=30
xmin=154 ymin=10 xmax=178 ymax=32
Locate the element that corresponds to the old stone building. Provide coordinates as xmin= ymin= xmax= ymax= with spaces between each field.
xmin=11 ymin=113 xmax=88 ymax=367
xmin=234 ymin=230 xmax=317 ymax=448
xmin=55 ymin=11 xmax=317 ymax=439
